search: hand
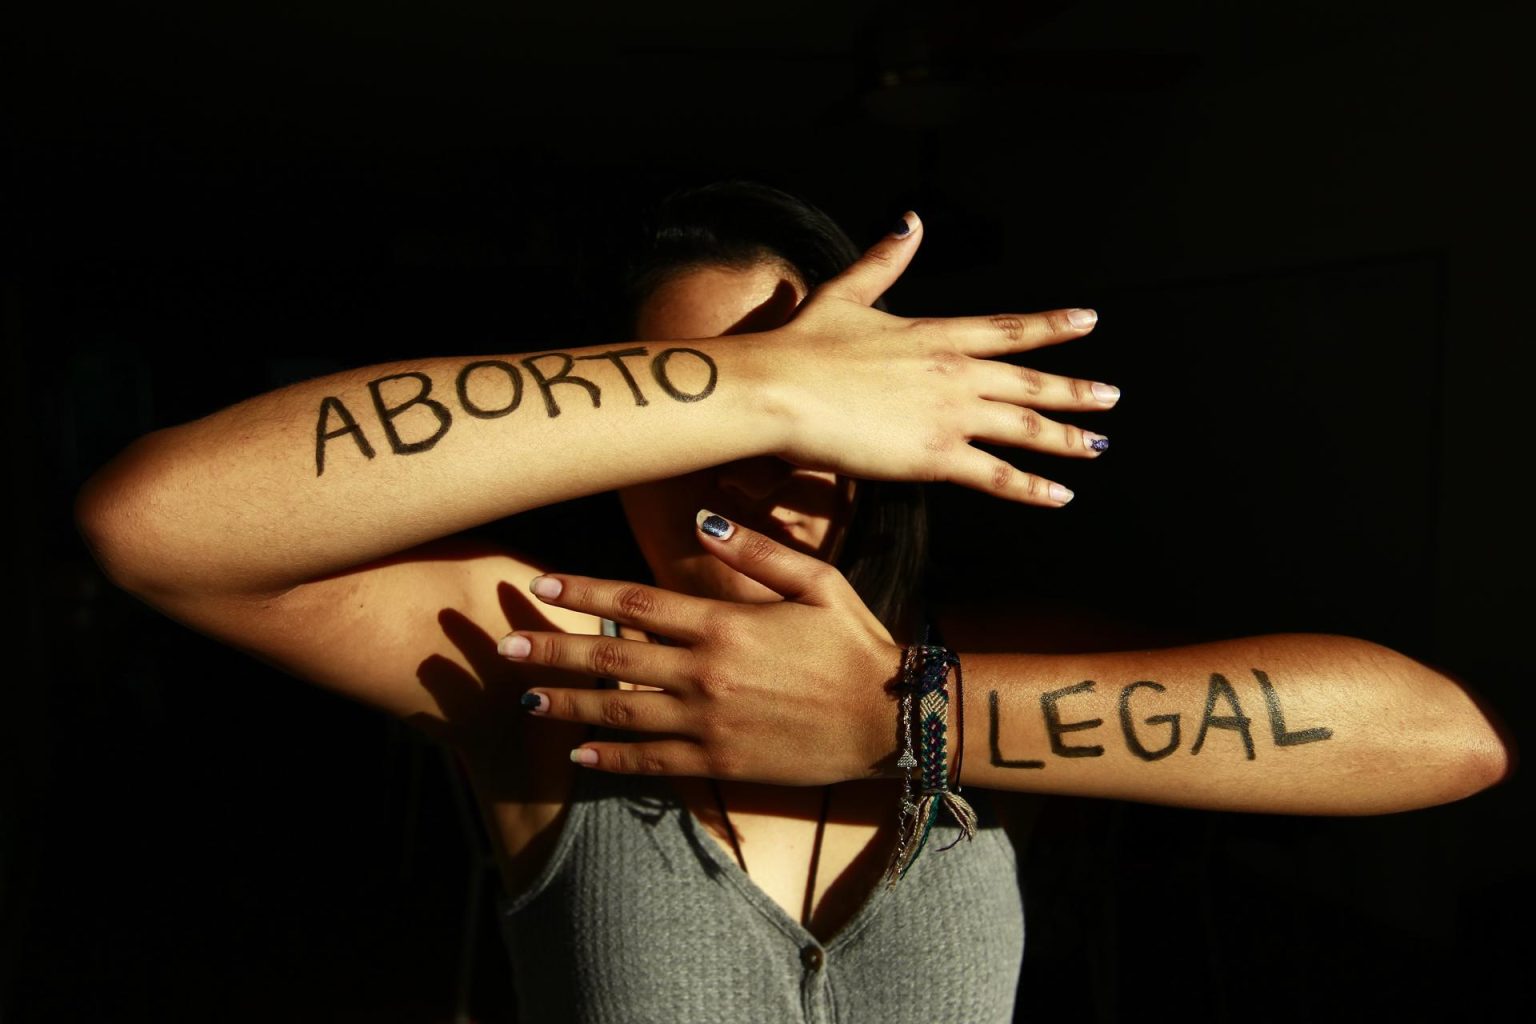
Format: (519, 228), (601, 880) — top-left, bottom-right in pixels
(759, 212), (1116, 506)
(497, 512), (905, 784)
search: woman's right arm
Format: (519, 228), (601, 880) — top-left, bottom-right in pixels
(73, 336), (791, 732)
(75, 219), (1112, 732)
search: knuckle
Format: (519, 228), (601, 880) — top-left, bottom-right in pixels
(925, 349), (964, 376)
(1061, 422), (1078, 449)
(1017, 364), (1044, 396)
(637, 751), (668, 775)
(1044, 309), (1074, 335)
(696, 607), (728, 643)
(548, 689), (580, 720)
(990, 315), (1025, 343)
(990, 461), (1014, 493)
(1022, 473), (1042, 499)
(561, 577), (591, 607)
(705, 746), (743, 780)
(532, 633), (564, 664)
(806, 561), (841, 590)
(587, 639), (627, 678)
(738, 530), (779, 566)
(862, 246), (895, 269)
(693, 665), (736, 701)
(599, 697), (633, 728)
(1020, 408), (1043, 438)
(614, 584), (656, 621)
(1068, 376), (1088, 404)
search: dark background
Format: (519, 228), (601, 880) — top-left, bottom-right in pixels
(5, 1), (1532, 1020)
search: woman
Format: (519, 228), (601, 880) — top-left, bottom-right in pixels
(76, 183), (1507, 1021)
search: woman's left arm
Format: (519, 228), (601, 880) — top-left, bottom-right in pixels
(955, 637), (1507, 814)
(503, 514), (1511, 815)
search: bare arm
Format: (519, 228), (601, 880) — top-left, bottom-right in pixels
(77, 340), (777, 599)
(75, 220), (1113, 731)
(502, 516), (1510, 815)
(959, 638), (1504, 813)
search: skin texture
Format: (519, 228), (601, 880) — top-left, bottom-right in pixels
(621, 263), (856, 606)
(612, 263), (899, 934)
(509, 514), (1510, 814)
(76, 217), (1122, 935)
(75, 213), (1509, 941)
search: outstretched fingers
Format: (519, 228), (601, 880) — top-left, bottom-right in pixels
(974, 360), (1120, 412)
(946, 448), (1076, 507)
(946, 307), (1098, 358)
(566, 739), (715, 777)
(500, 630), (695, 693)
(517, 680), (691, 735)
(970, 399), (1110, 459)
(519, 573), (712, 642)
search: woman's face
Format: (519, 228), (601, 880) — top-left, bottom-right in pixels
(620, 261), (856, 603)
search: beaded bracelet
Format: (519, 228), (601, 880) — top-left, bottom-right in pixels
(881, 643), (978, 887)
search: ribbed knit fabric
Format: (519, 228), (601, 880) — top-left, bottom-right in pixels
(498, 623), (1025, 1022)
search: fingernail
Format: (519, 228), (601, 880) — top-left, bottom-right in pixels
(1084, 432), (1110, 453)
(499, 634), (531, 658)
(530, 576), (562, 600)
(696, 509), (735, 539)
(1091, 382), (1120, 404)
(1068, 308), (1097, 329)
(570, 748), (599, 766)
(1049, 483), (1075, 504)
(520, 691), (548, 714)
(891, 213), (913, 238)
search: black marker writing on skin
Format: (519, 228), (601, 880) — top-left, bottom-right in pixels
(989, 690), (1044, 769)
(987, 669), (1331, 768)
(577, 347), (651, 406)
(1254, 668), (1333, 746)
(1119, 680), (1181, 761)
(455, 359), (524, 419)
(314, 396), (376, 476)
(368, 371), (453, 456)
(651, 347), (718, 402)
(1191, 673), (1256, 760)
(313, 346), (721, 475)
(520, 353), (602, 418)
(1041, 681), (1105, 758)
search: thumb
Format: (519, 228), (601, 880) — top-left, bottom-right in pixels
(815, 211), (923, 307)
(693, 509), (841, 605)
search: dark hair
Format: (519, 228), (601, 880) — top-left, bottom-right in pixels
(618, 182), (929, 641)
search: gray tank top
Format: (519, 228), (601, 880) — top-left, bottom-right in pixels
(498, 622), (1025, 1023)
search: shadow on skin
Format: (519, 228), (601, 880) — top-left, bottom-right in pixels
(409, 580), (595, 804)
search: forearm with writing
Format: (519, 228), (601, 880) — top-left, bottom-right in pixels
(953, 635), (1506, 813)
(79, 339), (782, 597)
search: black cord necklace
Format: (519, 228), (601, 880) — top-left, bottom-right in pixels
(638, 624), (834, 930)
(708, 777), (833, 930)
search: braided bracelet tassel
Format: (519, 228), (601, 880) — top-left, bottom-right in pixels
(882, 645), (977, 887)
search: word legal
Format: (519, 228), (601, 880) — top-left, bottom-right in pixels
(313, 346), (718, 475)
(989, 669), (1333, 766)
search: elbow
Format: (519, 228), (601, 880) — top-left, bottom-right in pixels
(1428, 663), (1517, 806)
(75, 432), (179, 599)
(76, 462), (146, 595)
(1460, 700), (1517, 798)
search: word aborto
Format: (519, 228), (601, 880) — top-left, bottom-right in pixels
(313, 346), (717, 476)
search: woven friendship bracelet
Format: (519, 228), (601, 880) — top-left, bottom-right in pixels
(881, 643), (978, 887)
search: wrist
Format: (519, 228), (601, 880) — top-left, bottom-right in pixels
(863, 639), (907, 780)
(727, 330), (799, 461)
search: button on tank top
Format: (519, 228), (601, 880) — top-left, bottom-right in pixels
(498, 623), (1025, 1022)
